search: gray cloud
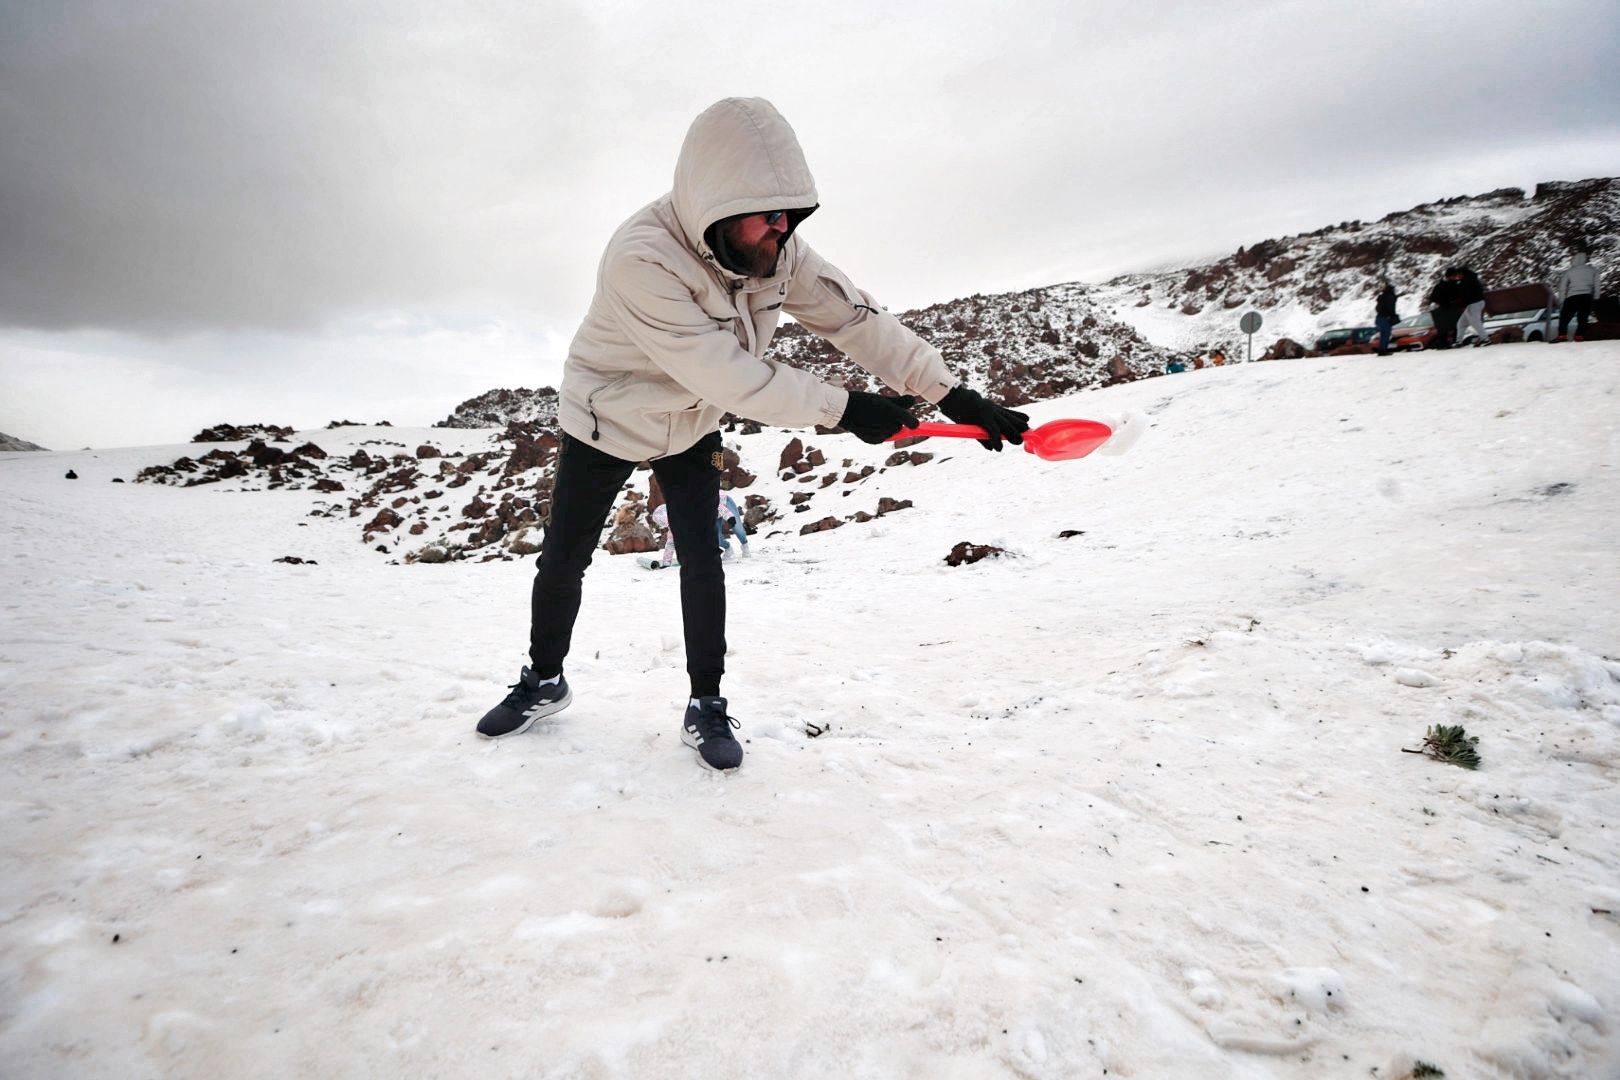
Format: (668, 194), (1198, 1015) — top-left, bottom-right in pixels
(1, 0), (1618, 447)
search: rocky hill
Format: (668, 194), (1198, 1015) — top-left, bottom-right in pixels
(129, 420), (954, 565)
(767, 282), (1171, 405)
(1, 431), (49, 452)
(1091, 177), (1618, 355)
(430, 178), (1616, 429)
(432, 284), (1178, 433)
(437, 386), (560, 429)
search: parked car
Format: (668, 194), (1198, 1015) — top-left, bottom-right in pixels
(1313, 326), (1379, 352)
(1388, 312), (1436, 350)
(1468, 303), (1559, 343)
(1463, 283), (1557, 344)
(1390, 284), (1559, 348)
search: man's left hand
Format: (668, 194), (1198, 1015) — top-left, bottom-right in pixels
(937, 386), (1031, 451)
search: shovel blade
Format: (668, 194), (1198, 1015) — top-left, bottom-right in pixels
(1021, 419), (1115, 461)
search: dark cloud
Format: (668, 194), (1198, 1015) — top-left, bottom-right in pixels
(1, 0), (1617, 448)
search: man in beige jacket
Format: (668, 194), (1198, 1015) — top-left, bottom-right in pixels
(477, 97), (1029, 770)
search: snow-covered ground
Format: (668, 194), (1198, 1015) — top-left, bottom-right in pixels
(3, 344), (1619, 1079)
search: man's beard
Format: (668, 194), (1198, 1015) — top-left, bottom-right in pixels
(732, 235), (779, 277)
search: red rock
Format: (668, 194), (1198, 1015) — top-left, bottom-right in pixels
(799, 516), (843, 535)
(945, 541), (1006, 566)
(364, 508), (402, 534)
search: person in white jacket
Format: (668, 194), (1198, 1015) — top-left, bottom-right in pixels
(475, 97), (1030, 770)
(1555, 253), (1602, 341)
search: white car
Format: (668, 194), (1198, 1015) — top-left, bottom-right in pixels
(1460, 303), (1560, 344)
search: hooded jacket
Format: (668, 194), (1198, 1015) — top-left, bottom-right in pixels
(1375, 285), (1398, 320)
(558, 98), (958, 462)
(1558, 254), (1600, 300)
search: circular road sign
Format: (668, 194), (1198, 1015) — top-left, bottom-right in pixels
(1239, 311), (1263, 335)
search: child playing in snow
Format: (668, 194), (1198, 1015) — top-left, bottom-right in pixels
(651, 503), (677, 568)
(716, 491), (749, 557)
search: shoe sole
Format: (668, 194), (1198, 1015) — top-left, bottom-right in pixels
(680, 726), (741, 771)
(477, 688), (572, 740)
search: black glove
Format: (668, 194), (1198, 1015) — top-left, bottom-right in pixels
(937, 386), (1031, 451)
(838, 391), (921, 444)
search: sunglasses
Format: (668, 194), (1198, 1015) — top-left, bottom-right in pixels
(763, 210), (788, 226)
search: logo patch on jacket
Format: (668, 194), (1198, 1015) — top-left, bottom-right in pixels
(711, 451), (726, 471)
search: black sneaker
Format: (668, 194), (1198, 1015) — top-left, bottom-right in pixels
(477, 667), (571, 738)
(681, 696), (743, 771)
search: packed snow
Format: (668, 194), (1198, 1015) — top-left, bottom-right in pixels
(3, 344), (1619, 1079)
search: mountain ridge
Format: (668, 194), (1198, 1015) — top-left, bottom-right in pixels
(435, 176), (1615, 429)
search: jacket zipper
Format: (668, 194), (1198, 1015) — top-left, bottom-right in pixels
(586, 374), (631, 442)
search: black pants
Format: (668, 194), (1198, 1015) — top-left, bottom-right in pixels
(530, 431), (726, 696)
(1558, 295), (1592, 338)
(1430, 306), (1460, 349)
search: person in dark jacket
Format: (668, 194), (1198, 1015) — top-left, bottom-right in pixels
(1428, 268), (1466, 350)
(1456, 266), (1489, 345)
(1375, 281), (1399, 355)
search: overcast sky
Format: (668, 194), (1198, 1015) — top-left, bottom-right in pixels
(3, 0), (1618, 449)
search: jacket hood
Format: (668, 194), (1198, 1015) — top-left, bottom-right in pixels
(672, 97), (819, 257)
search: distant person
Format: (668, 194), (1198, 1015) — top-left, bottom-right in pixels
(1456, 266), (1489, 346)
(474, 97), (1029, 771)
(1165, 357), (1187, 374)
(1209, 348), (1227, 367)
(1428, 268), (1466, 350)
(716, 491), (749, 557)
(651, 502), (678, 569)
(1555, 252), (1602, 342)
(1374, 281), (1399, 355)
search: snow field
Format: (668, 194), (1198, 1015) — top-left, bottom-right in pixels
(2, 343), (1619, 1078)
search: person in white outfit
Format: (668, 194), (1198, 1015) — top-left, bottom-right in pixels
(1455, 267), (1489, 346)
(1555, 253), (1602, 341)
(651, 503), (677, 568)
(716, 491), (749, 557)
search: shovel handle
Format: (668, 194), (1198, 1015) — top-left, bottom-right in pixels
(885, 422), (995, 442)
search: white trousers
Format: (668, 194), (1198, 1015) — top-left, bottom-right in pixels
(1457, 301), (1488, 343)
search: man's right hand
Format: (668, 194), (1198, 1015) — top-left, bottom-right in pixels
(838, 391), (921, 444)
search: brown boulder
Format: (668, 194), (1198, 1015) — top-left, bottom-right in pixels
(1262, 338), (1308, 361)
(945, 542), (1006, 566)
(363, 508), (403, 534)
(799, 516), (843, 535)
(779, 437), (805, 472)
(503, 427), (559, 477)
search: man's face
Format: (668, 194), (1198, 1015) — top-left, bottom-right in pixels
(722, 211), (791, 276)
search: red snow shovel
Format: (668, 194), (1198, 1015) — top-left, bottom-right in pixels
(886, 413), (1143, 461)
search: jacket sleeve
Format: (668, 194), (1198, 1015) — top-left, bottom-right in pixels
(601, 254), (849, 429)
(782, 243), (959, 406)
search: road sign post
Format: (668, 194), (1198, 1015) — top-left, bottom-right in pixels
(1239, 311), (1263, 362)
